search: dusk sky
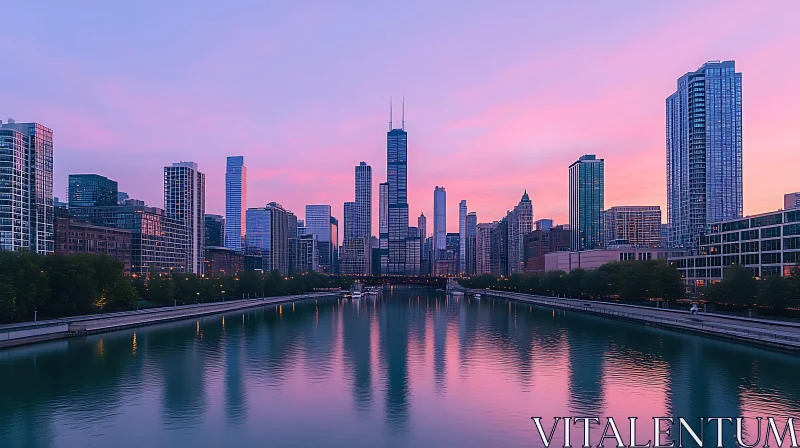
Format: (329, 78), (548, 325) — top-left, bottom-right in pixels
(2, 1), (799, 233)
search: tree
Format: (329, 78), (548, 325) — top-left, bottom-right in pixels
(757, 276), (791, 310)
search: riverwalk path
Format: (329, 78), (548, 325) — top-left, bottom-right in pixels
(0, 291), (341, 349)
(477, 289), (800, 352)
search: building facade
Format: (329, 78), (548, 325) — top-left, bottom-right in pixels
(245, 202), (290, 275)
(70, 205), (188, 276)
(225, 156), (246, 251)
(379, 182), (389, 274)
(355, 162), (371, 239)
(54, 215), (133, 274)
(68, 174), (118, 207)
(418, 213), (428, 275)
(490, 218), (508, 277)
(465, 212), (477, 276)
(667, 60), (743, 249)
(459, 200), (467, 274)
(569, 154), (604, 252)
(785, 193), (800, 211)
(297, 233), (321, 273)
(603, 206), (662, 247)
(165, 162), (205, 275)
(204, 246), (244, 277)
(204, 214), (225, 248)
(546, 247), (685, 273)
(476, 222), (496, 275)
(523, 224), (570, 273)
(0, 120), (54, 254)
(670, 208), (800, 288)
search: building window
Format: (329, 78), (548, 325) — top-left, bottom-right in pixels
(761, 227), (781, 239)
(761, 239), (781, 252)
(761, 253), (780, 264)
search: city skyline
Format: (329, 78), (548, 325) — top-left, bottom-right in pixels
(4, 2), (798, 234)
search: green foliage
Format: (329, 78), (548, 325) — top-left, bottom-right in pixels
(0, 251), (50, 323)
(702, 265), (758, 306)
(461, 260), (686, 302)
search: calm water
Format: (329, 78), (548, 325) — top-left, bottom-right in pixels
(1, 288), (799, 448)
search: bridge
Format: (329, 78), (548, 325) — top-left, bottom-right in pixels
(349, 276), (449, 289)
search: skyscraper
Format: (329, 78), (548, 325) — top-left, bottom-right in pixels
(386, 103), (409, 275)
(476, 222), (496, 275)
(418, 213), (428, 275)
(344, 202), (357, 240)
(459, 200), (467, 274)
(68, 174), (118, 207)
(507, 191), (533, 274)
(379, 182), (389, 274)
(603, 206), (662, 247)
(305, 205), (335, 273)
(433, 186), (446, 258)
(355, 162), (372, 239)
(164, 161), (205, 274)
(667, 60), (743, 249)
(225, 156), (246, 251)
(569, 155), (604, 251)
(0, 120), (54, 254)
(204, 214), (225, 247)
(465, 212), (477, 276)
(245, 202), (290, 275)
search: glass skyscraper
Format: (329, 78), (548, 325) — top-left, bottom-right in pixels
(68, 174), (118, 207)
(386, 126), (409, 275)
(0, 120), (53, 254)
(379, 182), (389, 274)
(204, 214), (225, 247)
(305, 204), (335, 273)
(569, 154), (604, 251)
(164, 161), (205, 275)
(667, 60), (743, 249)
(433, 186), (446, 258)
(355, 162), (371, 239)
(245, 202), (290, 275)
(459, 200), (467, 274)
(225, 156), (246, 251)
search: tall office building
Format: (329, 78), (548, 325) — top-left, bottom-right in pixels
(569, 155), (604, 251)
(343, 202), (357, 240)
(476, 222), (497, 275)
(386, 103), (409, 275)
(330, 216), (339, 274)
(507, 191), (533, 274)
(379, 182), (389, 274)
(306, 205), (335, 273)
(667, 60), (743, 249)
(355, 162), (372, 239)
(245, 202), (290, 275)
(204, 214), (225, 247)
(68, 174), (118, 207)
(225, 156), (246, 251)
(490, 218), (508, 277)
(603, 206), (662, 247)
(433, 186), (446, 258)
(0, 120), (54, 254)
(418, 213), (428, 275)
(459, 200), (467, 274)
(164, 162), (205, 274)
(287, 211), (298, 274)
(785, 193), (800, 211)
(465, 212), (477, 275)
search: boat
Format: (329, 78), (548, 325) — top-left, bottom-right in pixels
(352, 291), (362, 299)
(474, 293), (481, 299)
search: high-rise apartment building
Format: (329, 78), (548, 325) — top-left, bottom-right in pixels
(245, 202), (290, 275)
(225, 156), (246, 251)
(603, 206), (662, 247)
(667, 60), (743, 249)
(433, 186), (446, 258)
(507, 191), (533, 274)
(476, 222), (496, 275)
(165, 162), (205, 275)
(0, 120), (54, 254)
(204, 214), (225, 247)
(68, 174), (118, 207)
(569, 155), (604, 251)
(459, 200), (467, 274)
(465, 212), (477, 275)
(490, 218), (508, 277)
(418, 213), (428, 275)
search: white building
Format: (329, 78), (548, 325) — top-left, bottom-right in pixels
(164, 161), (205, 274)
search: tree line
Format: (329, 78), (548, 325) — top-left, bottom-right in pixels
(0, 252), (354, 324)
(459, 260), (686, 302)
(703, 265), (800, 311)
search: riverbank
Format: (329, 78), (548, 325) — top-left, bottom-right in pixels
(478, 290), (800, 353)
(0, 292), (342, 349)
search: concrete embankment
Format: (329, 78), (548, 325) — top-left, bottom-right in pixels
(477, 290), (800, 352)
(0, 292), (342, 349)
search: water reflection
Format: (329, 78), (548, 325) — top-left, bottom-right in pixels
(1, 288), (799, 447)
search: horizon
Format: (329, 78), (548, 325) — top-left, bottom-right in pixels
(3, 1), (799, 233)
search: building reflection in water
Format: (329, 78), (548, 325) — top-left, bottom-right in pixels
(341, 299), (373, 413)
(379, 291), (411, 432)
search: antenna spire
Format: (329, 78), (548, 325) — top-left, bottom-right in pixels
(389, 97), (393, 131)
(402, 95), (405, 130)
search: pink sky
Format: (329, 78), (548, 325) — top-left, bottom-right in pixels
(1, 1), (799, 234)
